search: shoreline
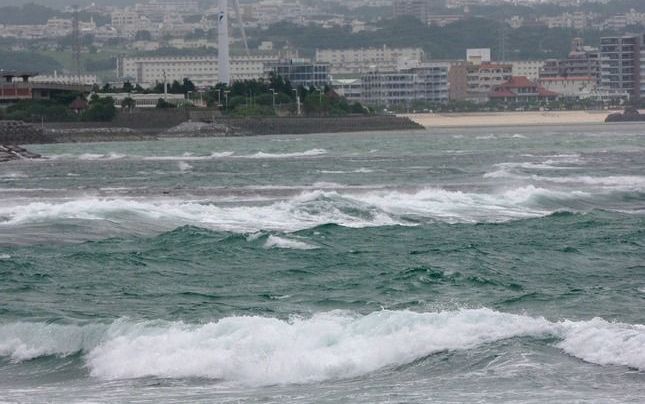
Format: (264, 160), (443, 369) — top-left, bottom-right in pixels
(400, 110), (643, 128)
(0, 115), (423, 145)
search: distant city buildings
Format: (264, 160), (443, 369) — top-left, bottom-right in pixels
(315, 46), (425, 75)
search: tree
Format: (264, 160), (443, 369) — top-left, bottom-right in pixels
(82, 96), (117, 122)
(135, 30), (152, 41)
(156, 98), (174, 109)
(123, 81), (134, 93)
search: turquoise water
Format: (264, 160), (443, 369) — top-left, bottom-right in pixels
(1, 125), (644, 402)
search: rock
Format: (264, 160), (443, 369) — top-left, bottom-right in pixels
(605, 107), (645, 122)
(0, 145), (42, 162)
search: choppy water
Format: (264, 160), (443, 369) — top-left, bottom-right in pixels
(1, 125), (644, 403)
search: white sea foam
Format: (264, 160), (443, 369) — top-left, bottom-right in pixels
(177, 162), (193, 172)
(50, 149), (326, 161)
(244, 149), (327, 159)
(0, 254), (10, 259)
(144, 152), (234, 161)
(1, 309), (644, 385)
(264, 235), (318, 250)
(319, 168), (375, 174)
(0, 185), (592, 230)
(0, 172), (28, 179)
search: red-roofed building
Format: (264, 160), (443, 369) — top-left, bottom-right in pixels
(489, 76), (559, 103)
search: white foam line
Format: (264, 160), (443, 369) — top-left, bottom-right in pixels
(1, 309), (643, 386)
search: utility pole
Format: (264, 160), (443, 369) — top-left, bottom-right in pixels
(293, 89), (301, 116)
(163, 70), (168, 99)
(269, 88), (276, 111)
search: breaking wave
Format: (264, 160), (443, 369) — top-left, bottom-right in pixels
(48, 149), (327, 161)
(0, 185), (601, 232)
(264, 235), (318, 250)
(1, 309), (644, 385)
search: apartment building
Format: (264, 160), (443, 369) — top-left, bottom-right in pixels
(506, 61), (544, 81)
(599, 34), (642, 100)
(466, 63), (513, 103)
(117, 55), (280, 87)
(315, 46), (425, 75)
(540, 38), (600, 85)
(360, 62), (449, 107)
(331, 78), (363, 102)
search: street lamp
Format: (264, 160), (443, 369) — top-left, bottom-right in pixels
(292, 88), (301, 116)
(269, 88), (276, 111)
(224, 90), (230, 110)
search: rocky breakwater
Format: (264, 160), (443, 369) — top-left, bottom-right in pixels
(605, 106), (645, 122)
(0, 120), (51, 144)
(0, 145), (42, 162)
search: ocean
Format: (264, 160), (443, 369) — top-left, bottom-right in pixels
(0, 125), (644, 403)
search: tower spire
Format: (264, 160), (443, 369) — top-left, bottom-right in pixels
(218, 0), (230, 85)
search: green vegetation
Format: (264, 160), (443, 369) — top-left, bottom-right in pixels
(205, 74), (370, 117)
(3, 99), (76, 122)
(0, 49), (62, 73)
(252, 16), (613, 60)
(82, 95), (117, 121)
(155, 98), (175, 109)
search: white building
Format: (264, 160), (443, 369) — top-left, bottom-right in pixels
(316, 46), (425, 75)
(332, 78), (362, 102)
(504, 60), (545, 81)
(32, 72), (98, 85)
(96, 92), (186, 108)
(361, 62), (450, 107)
(539, 76), (597, 98)
(116, 55), (280, 87)
(466, 48), (491, 65)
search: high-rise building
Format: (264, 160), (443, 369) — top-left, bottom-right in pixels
(599, 34), (642, 100)
(540, 38), (600, 85)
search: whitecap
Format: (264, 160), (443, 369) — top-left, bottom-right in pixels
(243, 149), (327, 159)
(0, 254), (10, 259)
(1, 309), (643, 385)
(264, 235), (318, 250)
(177, 162), (193, 172)
(0, 185), (593, 231)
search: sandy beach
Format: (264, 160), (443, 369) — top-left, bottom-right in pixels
(400, 110), (636, 128)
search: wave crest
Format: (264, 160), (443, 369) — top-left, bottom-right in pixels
(0, 185), (604, 232)
(1, 309), (644, 385)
